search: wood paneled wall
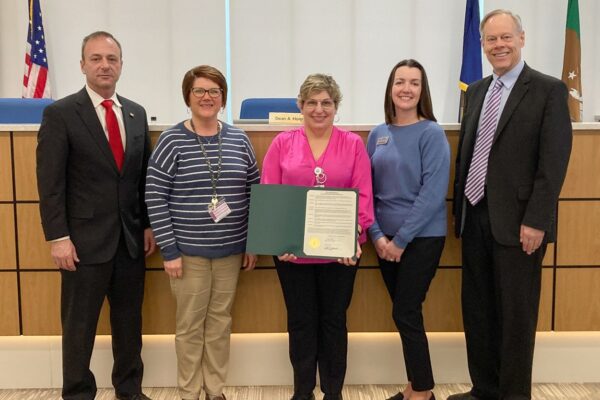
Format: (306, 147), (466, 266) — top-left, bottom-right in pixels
(0, 127), (598, 336)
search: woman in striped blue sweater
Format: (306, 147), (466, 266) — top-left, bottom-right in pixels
(145, 65), (259, 400)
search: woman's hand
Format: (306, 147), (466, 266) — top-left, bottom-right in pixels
(382, 241), (404, 263)
(373, 236), (389, 259)
(338, 240), (362, 266)
(164, 257), (183, 279)
(278, 253), (298, 262)
(242, 253), (258, 271)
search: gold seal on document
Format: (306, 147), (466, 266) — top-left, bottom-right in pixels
(308, 236), (321, 249)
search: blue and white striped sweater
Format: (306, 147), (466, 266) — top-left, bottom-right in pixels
(145, 121), (260, 260)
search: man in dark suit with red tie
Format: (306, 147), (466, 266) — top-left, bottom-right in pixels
(37, 31), (155, 400)
(450, 10), (572, 400)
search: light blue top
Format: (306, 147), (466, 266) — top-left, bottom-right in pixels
(367, 120), (450, 248)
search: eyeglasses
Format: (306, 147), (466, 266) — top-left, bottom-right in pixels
(191, 87), (222, 98)
(303, 99), (335, 111)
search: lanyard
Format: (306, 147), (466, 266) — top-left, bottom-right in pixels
(191, 119), (223, 207)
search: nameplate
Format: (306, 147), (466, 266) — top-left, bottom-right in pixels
(268, 112), (304, 125)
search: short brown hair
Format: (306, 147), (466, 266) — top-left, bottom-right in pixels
(182, 65), (228, 107)
(81, 31), (122, 60)
(383, 59), (436, 125)
(297, 73), (342, 109)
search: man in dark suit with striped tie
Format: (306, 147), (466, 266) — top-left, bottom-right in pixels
(37, 31), (155, 400)
(450, 9), (572, 400)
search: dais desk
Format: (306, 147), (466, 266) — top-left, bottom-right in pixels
(1, 123), (599, 336)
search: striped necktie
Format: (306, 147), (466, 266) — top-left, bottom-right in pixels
(464, 79), (504, 205)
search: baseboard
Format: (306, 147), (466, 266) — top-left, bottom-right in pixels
(1, 332), (599, 389)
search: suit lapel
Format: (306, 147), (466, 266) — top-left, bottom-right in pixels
(119, 96), (135, 173)
(75, 88), (120, 173)
(494, 65), (530, 142)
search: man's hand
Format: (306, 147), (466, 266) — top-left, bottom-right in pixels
(164, 257), (183, 279)
(520, 224), (545, 255)
(50, 239), (79, 271)
(144, 228), (156, 257)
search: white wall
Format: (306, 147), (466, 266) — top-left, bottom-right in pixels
(1, 0), (598, 124)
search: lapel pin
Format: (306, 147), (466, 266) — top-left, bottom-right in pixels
(129, 112), (135, 118)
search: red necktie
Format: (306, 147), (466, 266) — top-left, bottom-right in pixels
(101, 99), (124, 170)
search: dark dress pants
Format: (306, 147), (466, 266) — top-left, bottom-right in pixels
(275, 258), (359, 397)
(378, 236), (445, 392)
(461, 197), (545, 400)
(61, 236), (145, 400)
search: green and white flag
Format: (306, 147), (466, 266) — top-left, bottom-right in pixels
(561, 0), (582, 122)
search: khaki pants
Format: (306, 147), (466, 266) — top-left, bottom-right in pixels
(170, 253), (242, 399)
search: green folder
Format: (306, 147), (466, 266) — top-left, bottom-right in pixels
(246, 184), (358, 259)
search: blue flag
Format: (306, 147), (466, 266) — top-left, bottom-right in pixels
(459, 0), (482, 92)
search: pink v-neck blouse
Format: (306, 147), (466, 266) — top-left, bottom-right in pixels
(261, 126), (374, 263)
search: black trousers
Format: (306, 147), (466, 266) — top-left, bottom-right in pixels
(461, 198), (545, 400)
(378, 236), (445, 392)
(274, 258), (359, 397)
(61, 236), (146, 400)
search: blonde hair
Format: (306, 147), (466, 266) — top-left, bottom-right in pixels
(480, 9), (523, 35)
(297, 73), (342, 109)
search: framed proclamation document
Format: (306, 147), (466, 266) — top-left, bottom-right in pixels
(246, 184), (358, 259)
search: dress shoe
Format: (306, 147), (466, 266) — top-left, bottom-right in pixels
(446, 392), (480, 400)
(290, 393), (315, 400)
(116, 394), (152, 400)
(386, 392), (404, 400)
(323, 395), (343, 400)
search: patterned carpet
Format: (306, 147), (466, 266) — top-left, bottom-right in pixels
(1, 384), (599, 399)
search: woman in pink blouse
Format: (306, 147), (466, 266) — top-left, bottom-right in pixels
(261, 73), (374, 400)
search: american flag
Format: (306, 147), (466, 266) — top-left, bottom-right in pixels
(23, 0), (51, 98)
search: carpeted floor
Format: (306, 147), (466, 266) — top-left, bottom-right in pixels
(1, 383), (599, 400)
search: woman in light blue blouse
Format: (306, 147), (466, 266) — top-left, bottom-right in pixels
(367, 59), (450, 400)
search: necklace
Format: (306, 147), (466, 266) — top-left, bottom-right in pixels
(190, 119), (223, 207)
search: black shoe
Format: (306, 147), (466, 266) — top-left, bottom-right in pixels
(291, 393), (315, 400)
(323, 395), (343, 400)
(116, 394), (152, 400)
(386, 392), (404, 400)
(447, 393), (480, 400)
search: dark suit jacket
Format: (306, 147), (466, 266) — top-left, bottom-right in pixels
(453, 64), (572, 245)
(37, 87), (151, 264)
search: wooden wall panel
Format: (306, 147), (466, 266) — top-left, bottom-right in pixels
(555, 268), (600, 331)
(424, 269), (463, 332)
(0, 205), (16, 269)
(12, 132), (38, 201)
(0, 273), (20, 335)
(557, 201), (600, 266)
(232, 269), (287, 333)
(561, 134), (600, 198)
(348, 269), (396, 332)
(20, 271), (61, 335)
(20, 271), (111, 335)
(16, 203), (53, 268)
(142, 271), (176, 334)
(440, 202), (461, 266)
(543, 244), (555, 266)
(0, 133), (13, 201)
